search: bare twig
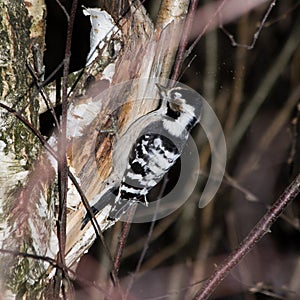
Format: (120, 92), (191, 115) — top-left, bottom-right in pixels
(224, 172), (258, 202)
(193, 173), (300, 300)
(26, 62), (60, 129)
(264, 0), (300, 27)
(55, 0), (70, 21)
(53, 2), (78, 296)
(229, 21), (300, 155)
(171, 0), (199, 82)
(0, 248), (109, 295)
(123, 211), (181, 258)
(125, 178), (169, 298)
(224, 14), (249, 134)
(0, 103), (53, 153)
(203, 9), (218, 104)
(288, 102), (300, 168)
(219, 0), (276, 50)
(114, 215), (133, 275)
(186, 0), (227, 56)
(0, 102), (117, 291)
(240, 84), (300, 178)
(107, 206), (136, 298)
(57, 0), (78, 269)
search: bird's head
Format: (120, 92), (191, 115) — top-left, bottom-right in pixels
(156, 84), (203, 132)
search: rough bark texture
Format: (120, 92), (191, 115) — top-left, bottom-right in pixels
(64, 0), (190, 267)
(0, 0), (191, 297)
(0, 0), (47, 298)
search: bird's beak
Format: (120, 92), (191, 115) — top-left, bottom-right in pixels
(155, 83), (168, 97)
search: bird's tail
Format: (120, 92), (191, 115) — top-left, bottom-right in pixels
(81, 185), (119, 229)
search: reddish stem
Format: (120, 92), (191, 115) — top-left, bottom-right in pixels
(171, 0), (199, 82)
(57, 0), (78, 263)
(194, 173), (300, 300)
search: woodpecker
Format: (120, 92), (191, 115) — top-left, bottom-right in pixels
(82, 84), (202, 228)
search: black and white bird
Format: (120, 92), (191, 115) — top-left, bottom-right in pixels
(82, 84), (203, 228)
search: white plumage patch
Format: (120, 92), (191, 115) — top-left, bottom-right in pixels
(163, 105), (195, 137)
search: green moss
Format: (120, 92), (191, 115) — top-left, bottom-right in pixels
(6, 242), (48, 298)
(0, 1), (40, 165)
(0, 1), (47, 297)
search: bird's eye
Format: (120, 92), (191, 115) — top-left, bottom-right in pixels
(169, 90), (184, 100)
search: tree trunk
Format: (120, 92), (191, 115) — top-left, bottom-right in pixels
(0, 0), (270, 298)
(0, 0), (48, 298)
(0, 0), (190, 298)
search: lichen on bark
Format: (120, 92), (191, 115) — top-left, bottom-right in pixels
(0, 0), (40, 161)
(0, 0), (48, 298)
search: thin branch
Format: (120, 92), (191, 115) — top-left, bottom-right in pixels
(171, 0), (199, 82)
(41, 60), (65, 87)
(186, 0), (227, 57)
(107, 206), (136, 299)
(0, 248), (109, 295)
(0, 103), (52, 152)
(0, 102), (118, 285)
(193, 173), (300, 300)
(223, 14), (249, 134)
(240, 84), (300, 178)
(56, 0), (78, 279)
(67, 171), (120, 287)
(288, 102), (300, 169)
(219, 0), (276, 50)
(124, 177), (170, 298)
(223, 171), (258, 202)
(264, 0), (300, 27)
(55, 0), (70, 21)
(123, 210), (181, 258)
(26, 62), (60, 132)
(203, 7), (218, 105)
(114, 217), (134, 275)
(229, 20), (300, 155)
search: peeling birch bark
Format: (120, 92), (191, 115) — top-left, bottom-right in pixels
(0, 0), (48, 298)
(0, 0), (191, 297)
(63, 0), (191, 268)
